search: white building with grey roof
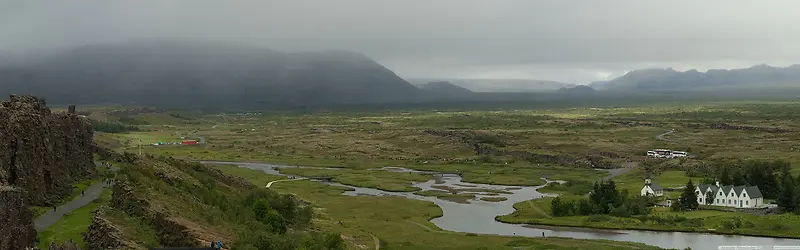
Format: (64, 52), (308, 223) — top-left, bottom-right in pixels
(640, 177), (664, 197)
(696, 181), (764, 208)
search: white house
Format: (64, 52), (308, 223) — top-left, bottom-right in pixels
(640, 178), (664, 197)
(695, 181), (763, 208)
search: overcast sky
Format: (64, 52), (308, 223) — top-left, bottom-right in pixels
(3, 1), (800, 84)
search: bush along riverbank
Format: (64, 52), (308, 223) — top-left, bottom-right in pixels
(496, 195), (800, 239)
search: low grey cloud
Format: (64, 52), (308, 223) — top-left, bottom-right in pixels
(2, 0), (800, 83)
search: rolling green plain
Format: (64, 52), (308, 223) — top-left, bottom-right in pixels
(85, 100), (800, 249)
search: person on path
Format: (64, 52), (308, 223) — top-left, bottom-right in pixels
(81, 190), (84, 196)
(216, 241), (223, 249)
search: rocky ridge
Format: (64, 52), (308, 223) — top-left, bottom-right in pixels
(0, 95), (96, 250)
(0, 95), (96, 205)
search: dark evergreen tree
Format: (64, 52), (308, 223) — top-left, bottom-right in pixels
(678, 179), (699, 210)
(778, 165), (796, 212)
(705, 191), (715, 205)
(732, 168), (748, 186)
(578, 199), (593, 215)
(720, 167), (733, 186)
(551, 196), (564, 216)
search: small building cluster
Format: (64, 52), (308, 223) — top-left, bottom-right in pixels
(640, 174), (765, 208)
(695, 182), (764, 208)
(646, 149), (688, 159)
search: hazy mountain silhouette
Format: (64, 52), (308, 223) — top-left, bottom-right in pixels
(602, 65), (800, 93)
(418, 81), (474, 96)
(0, 41), (422, 109)
(408, 78), (575, 92)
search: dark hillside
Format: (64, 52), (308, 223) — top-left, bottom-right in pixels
(0, 41), (422, 110)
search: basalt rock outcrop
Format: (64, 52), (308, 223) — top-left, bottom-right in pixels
(105, 179), (200, 248)
(0, 95), (95, 250)
(0, 186), (37, 250)
(708, 123), (791, 133)
(84, 207), (141, 250)
(0, 95), (96, 206)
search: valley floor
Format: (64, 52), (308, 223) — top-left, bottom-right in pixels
(76, 100), (800, 249)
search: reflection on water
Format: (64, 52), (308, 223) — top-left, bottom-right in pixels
(203, 161), (800, 250)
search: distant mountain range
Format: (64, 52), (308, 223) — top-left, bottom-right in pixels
(2, 41), (800, 110)
(417, 81), (474, 96)
(409, 79), (576, 92)
(0, 41), (422, 109)
(597, 64), (800, 93)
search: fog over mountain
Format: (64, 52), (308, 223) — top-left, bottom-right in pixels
(0, 41), (422, 109)
(3, 1), (800, 84)
(2, 1), (800, 108)
(409, 79), (575, 93)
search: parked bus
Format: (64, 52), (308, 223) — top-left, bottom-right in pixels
(653, 149), (672, 158)
(671, 151), (688, 158)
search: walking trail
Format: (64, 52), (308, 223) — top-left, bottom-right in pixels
(655, 129), (675, 141)
(266, 178), (307, 188)
(370, 234), (380, 250)
(34, 163), (119, 231)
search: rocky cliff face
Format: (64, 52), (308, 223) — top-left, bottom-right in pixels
(0, 95), (96, 205)
(0, 186), (36, 250)
(0, 95), (96, 250)
(84, 207), (142, 250)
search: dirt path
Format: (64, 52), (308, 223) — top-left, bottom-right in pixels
(266, 178), (306, 188)
(655, 129), (675, 141)
(370, 234), (380, 250)
(527, 200), (552, 218)
(34, 163), (119, 231)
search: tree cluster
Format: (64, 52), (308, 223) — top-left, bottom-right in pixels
(775, 164), (800, 213)
(551, 180), (652, 217)
(90, 118), (140, 133)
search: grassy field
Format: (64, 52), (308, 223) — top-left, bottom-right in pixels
(480, 197), (509, 202)
(277, 167), (429, 192)
(104, 101), (800, 173)
(88, 100), (800, 242)
(36, 189), (112, 249)
(214, 164), (661, 250)
(614, 169), (701, 199)
(497, 196), (800, 238)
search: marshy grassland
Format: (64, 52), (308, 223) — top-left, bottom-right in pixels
(97, 101), (800, 172)
(87, 100), (800, 247)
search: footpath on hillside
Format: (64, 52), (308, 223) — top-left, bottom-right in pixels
(33, 163), (119, 231)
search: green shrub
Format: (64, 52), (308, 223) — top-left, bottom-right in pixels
(587, 215), (611, 222)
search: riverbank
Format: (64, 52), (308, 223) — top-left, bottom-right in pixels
(496, 196), (800, 239)
(212, 163), (662, 250)
(204, 158), (608, 193)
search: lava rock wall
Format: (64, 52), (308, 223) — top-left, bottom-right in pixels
(0, 95), (96, 206)
(0, 186), (36, 250)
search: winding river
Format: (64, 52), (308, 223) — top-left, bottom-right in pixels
(203, 161), (800, 250)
